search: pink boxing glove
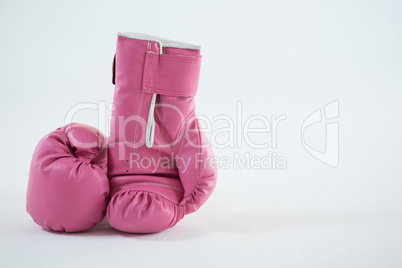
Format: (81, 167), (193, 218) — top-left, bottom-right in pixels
(26, 123), (109, 232)
(107, 32), (217, 233)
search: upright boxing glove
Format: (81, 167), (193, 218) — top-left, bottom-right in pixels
(107, 32), (217, 233)
(27, 123), (109, 232)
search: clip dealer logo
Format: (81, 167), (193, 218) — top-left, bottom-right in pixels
(301, 100), (339, 167)
(63, 99), (340, 170)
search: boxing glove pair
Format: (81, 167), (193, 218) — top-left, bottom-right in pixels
(26, 32), (217, 233)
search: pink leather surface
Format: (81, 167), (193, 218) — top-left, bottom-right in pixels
(107, 35), (217, 233)
(142, 52), (202, 97)
(26, 123), (109, 232)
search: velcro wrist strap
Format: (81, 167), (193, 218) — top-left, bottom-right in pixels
(142, 52), (202, 97)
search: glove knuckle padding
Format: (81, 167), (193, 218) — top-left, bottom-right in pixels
(26, 123), (109, 232)
(107, 188), (185, 233)
(107, 174), (186, 233)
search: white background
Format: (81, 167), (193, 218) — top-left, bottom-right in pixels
(1, 0), (401, 267)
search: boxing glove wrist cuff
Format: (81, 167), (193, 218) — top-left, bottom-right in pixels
(116, 32), (202, 148)
(118, 32), (201, 50)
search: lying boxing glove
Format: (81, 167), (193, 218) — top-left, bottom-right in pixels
(107, 32), (217, 233)
(26, 123), (109, 232)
